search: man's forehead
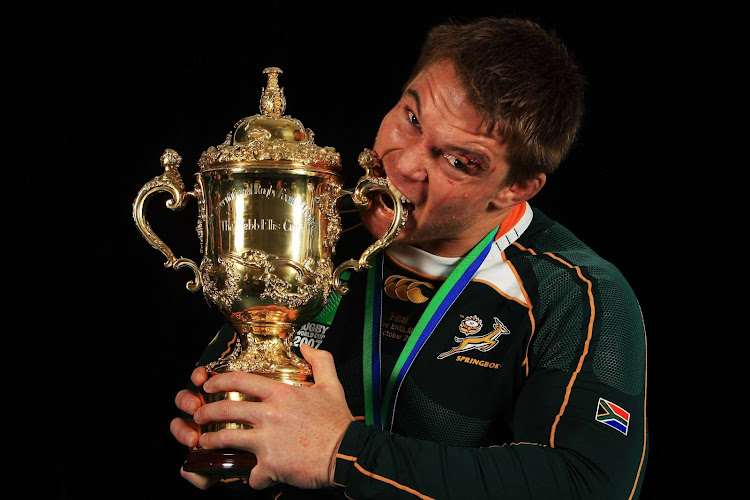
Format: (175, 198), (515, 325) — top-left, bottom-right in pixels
(405, 63), (502, 141)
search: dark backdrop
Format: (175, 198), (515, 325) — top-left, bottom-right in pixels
(17, 2), (698, 498)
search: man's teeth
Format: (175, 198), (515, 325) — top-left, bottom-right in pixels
(386, 178), (413, 205)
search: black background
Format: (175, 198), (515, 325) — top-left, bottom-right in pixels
(16, 1), (698, 498)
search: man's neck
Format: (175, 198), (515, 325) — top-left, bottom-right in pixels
(409, 204), (524, 257)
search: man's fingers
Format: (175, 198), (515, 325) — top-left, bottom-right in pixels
(300, 344), (339, 384)
(179, 467), (219, 490)
(202, 371), (276, 400)
(175, 389), (203, 414)
(249, 463), (280, 490)
(191, 366), (209, 387)
(170, 417), (200, 448)
(193, 399), (258, 427)
(198, 426), (255, 451)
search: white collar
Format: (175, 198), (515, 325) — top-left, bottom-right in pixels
(385, 202), (534, 278)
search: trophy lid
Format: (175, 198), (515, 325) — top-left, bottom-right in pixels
(198, 67), (342, 172)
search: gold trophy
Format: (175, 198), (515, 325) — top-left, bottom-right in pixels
(133, 67), (407, 477)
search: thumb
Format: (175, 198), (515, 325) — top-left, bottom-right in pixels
(300, 343), (339, 384)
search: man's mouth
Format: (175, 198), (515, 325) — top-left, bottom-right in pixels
(379, 177), (415, 213)
(377, 177), (415, 213)
(362, 151), (415, 213)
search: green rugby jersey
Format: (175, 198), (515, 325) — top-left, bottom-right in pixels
(196, 203), (648, 499)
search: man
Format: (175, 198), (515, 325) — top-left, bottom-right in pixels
(170, 17), (648, 499)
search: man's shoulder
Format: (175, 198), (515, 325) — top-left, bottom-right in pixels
(513, 208), (633, 291)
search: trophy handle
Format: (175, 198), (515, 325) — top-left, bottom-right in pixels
(332, 149), (408, 295)
(133, 149), (203, 291)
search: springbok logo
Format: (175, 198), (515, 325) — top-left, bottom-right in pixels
(437, 316), (510, 359)
(384, 275), (434, 303)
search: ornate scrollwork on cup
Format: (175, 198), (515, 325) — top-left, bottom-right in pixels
(258, 257), (332, 310)
(205, 337), (242, 373)
(202, 251), (333, 311)
(198, 132), (342, 170)
(200, 256), (244, 313)
(194, 182), (206, 254)
(316, 182), (343, 250)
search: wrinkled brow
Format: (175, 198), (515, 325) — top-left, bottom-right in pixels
(404, 88), (421, 115)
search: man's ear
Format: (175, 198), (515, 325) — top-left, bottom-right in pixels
(489, 173), (547, 209)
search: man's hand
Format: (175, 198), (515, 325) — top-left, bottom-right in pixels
(170, 367), (219, 490)
(194, 344), (354, 490)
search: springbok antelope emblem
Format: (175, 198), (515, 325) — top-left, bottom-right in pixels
(437, 316), (509, 359)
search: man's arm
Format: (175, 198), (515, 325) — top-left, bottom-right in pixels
(333, 360), (647, 499)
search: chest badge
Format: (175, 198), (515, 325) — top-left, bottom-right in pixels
(437, 316), (510, 359)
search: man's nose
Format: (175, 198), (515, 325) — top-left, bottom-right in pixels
(392, 145), (429, 182)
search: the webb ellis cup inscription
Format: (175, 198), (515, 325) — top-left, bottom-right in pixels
(133, 67), (407, 476)
(217, 182), (319, 232)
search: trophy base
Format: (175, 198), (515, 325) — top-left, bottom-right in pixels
(182, 448), (258, 477)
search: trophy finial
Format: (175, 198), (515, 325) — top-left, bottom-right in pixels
(260, 67), (285, 118)
(199, 66), (341, 171)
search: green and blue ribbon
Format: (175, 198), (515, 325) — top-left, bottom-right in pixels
(363, 227), (499, 431)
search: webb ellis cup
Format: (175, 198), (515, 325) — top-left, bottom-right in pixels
(133, 67), (407, 476)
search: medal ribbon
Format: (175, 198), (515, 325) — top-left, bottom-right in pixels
(363, 226), (499, 431)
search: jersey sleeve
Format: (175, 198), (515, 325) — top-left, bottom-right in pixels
(332, 257), (648, 499)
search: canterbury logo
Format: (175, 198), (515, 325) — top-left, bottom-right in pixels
(437, 317), (510, 359)
(384, 275), (434, 303)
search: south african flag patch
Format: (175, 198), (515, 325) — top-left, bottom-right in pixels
(596, 398), (630, 435)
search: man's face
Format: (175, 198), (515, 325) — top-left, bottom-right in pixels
(361, 59), (515, 257)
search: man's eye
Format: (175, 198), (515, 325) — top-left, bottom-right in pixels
(444, 154), (467, 170)
(444, 154), (482, 174)
(408, 110), (420, 127)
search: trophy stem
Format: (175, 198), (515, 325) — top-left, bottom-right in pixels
(209, 320), (313, 382)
